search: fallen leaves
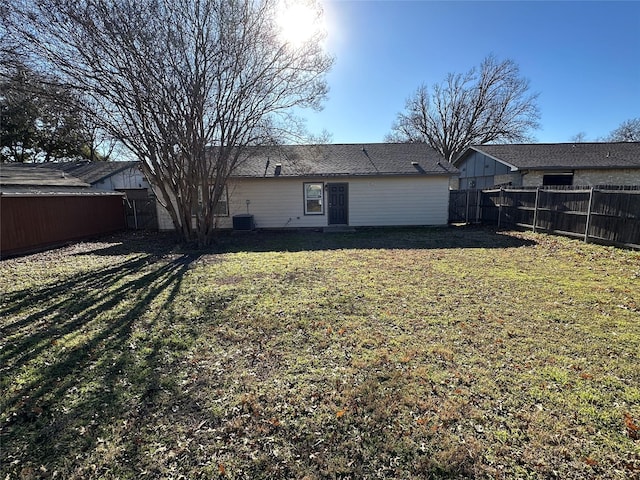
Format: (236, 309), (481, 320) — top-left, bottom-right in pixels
(624, 412), (639, 440)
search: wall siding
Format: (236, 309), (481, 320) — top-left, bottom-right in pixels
(456, 151), (512, 189)
(347, 177), (449, 226)
(94, 167), (150, 191)
(156, 175), (451, 230)
(224, 178), (324, 229)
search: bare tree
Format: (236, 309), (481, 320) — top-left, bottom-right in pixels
(388, 55), (540, 162)
(7, 0), (332, 246)
(569, 132), (588, 143)
(607, 118), (640, 142)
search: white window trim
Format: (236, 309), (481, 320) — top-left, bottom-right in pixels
(303, 182), (324, 215)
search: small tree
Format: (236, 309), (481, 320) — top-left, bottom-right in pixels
(7, 0), (332, 246)
(607, 118), (640, 142)
(388, 55), (540, 162)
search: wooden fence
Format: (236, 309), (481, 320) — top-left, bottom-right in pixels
(0, 193), (126, 257)
(449, 187), (640, 248)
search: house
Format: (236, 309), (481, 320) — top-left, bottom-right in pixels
(0, 163), (126, 257)
(36, 160), (151, 197)
(454, 142), (640, 189)
(156, 143), (458, 231)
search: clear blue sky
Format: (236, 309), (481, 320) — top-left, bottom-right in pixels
(299, 0), (640, 144)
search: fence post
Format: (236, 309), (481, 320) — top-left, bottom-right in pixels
(465, 189), (470, 224)
(133, 199), (138, 230)
(497, 188), (503, 229)
(532, 187), (540, 233)
(476, 189), (482, 223)
(584, 187), (594, 243)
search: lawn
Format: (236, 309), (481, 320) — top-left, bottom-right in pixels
(1, 227), (638, 479)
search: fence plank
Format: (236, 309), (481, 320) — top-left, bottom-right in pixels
(449, 188), (640, 248)
(584, 188), (594, 243)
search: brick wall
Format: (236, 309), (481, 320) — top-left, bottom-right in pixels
(523, 169), (640, 187)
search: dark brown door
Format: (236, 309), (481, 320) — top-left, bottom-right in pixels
(327, 183), (348, 225)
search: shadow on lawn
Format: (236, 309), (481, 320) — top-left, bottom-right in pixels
(0, 249), (223, 477)
(78, 225), (536, 259)
(0, 226), (530, 478)
(217, 226), (537, 254)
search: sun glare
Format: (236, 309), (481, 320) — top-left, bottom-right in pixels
(276, 0), (324, 47)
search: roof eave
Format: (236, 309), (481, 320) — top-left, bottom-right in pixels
(230, 171), (456, 179)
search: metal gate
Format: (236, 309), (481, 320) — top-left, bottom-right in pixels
(449, 189), (483, 223)
(124, 197), (158, 230)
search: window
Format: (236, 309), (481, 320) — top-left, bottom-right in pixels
(543, 174), (573, 186)
(304, 182), (324, 215)
(214, 187), (229, 216)
(193, 185), (229, 216)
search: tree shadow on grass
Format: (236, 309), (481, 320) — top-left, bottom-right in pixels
(215, 225), (536, 254)
(75, 225), (536, 259)
(0, 250), (237, 478)
(0, 226), (538, 478)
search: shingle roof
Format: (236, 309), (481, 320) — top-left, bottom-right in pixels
(463, 142), (640, 170)
(2, 144), (454, 192)
(36, 160), (141, 184)
(233, 143), (456, 177)
(0, 164), (90, 191)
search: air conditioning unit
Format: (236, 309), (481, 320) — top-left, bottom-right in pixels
(232, 214), (254, 231)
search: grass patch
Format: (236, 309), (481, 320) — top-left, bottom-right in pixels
(1, 227), (639, 479)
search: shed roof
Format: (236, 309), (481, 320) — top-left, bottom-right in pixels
(35, 160), (141, 184)
(233, 143), (457, 177)
(458, 142), (640, 171)
(0, 164), (90, 191)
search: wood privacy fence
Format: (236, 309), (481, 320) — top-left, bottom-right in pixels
(0, 193), (126, 257)
(449, 187), (640, 248)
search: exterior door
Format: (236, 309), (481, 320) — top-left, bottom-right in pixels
(327, 183), (348, 225)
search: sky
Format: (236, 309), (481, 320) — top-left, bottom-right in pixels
(297, 0), (640, 144)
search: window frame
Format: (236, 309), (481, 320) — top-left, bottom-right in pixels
(303, 182), (324, 215)
(193, 184), (229, 217)
(543, 173), (574, 186)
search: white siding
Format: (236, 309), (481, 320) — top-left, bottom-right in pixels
(156, 175), (452, 230)
(156, 199), (174, 230)
(221, 178), (321, 229)
(347, 177), (449, 226)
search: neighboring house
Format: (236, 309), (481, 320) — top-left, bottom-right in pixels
(35, 160), (157, 229)
(454, 142), (640, 189)
(156, 143), (458, 231)
(37, 160), (151, 197)
(0, 163), (126, 257)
